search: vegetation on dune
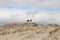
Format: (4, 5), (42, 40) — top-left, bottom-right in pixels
(32, 23), (38, 26)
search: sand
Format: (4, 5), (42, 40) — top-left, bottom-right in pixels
(0, 23), (60, 40)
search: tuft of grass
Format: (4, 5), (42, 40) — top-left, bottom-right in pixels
(32, 23), (38, 26)
(54, 24), (59, 27)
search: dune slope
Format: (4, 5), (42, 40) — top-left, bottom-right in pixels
(0, 23), (60, 40)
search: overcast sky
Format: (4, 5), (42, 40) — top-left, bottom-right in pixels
(0, 0), (60, 25)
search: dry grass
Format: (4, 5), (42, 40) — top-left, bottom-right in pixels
(0, 23), (60, 40)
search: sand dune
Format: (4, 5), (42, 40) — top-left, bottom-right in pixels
(0, 23), (60, 40)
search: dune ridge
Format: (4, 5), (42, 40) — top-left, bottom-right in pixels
(0, 23), (60, 40)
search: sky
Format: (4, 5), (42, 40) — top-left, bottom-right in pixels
(0, 0), (60, 25)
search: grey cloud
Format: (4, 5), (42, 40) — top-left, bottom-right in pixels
(0, 0), (60, 8)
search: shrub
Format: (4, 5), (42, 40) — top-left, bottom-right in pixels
(32, 23), (38, 26)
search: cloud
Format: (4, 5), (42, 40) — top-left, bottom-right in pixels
(0, 0), (60, 25)
(0, 8), (33, 24)
(0, 0), (60, 8)
(0, 8), (60, 25)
